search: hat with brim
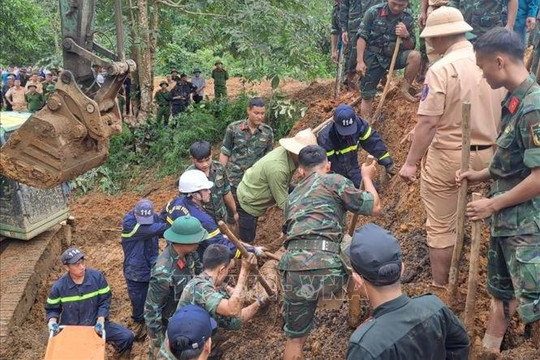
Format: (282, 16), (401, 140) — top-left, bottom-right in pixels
(61, 247), (85, 264)
(420, 6), (473, 38)
(215, 61), (222, 65)
(171, 69), (179, 74)
(164, 215), (208, 244)
(27, 84), (37, 89)
(193, 68), (201, 73)
(279, 129), (318, 155)
(159, 80), (168, 86)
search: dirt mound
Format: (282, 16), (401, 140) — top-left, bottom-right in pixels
(6, 80), (537, 359)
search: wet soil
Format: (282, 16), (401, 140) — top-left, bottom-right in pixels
(3, 81), (537, 359)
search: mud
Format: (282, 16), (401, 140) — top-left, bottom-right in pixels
(3, 81), (537, 359)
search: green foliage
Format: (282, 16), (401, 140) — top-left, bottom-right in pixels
(70, 92), (303, 194)
(0, 0), (59, 66)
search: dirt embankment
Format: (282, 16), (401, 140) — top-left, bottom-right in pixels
(3, 80), (537, 359)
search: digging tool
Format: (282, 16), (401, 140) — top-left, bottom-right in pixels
(218, 221), (275, 297)
(313, 97), (362, 135)
(372, 37), (402, 124)
(334, 46), (345, 99)
(448, 102), (472, 300)
(239, 240), (282, 261)
(463, 192), (482, 334)
(347, 155), (376, 328)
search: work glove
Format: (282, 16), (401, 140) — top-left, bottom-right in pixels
(48, 320), (59, 335)
(94, 318), (105, 336)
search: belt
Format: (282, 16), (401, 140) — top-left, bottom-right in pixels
(286, 239), (340, 254)
(470, 144), (492, 151)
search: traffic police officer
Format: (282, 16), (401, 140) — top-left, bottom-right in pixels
(121, 198), (167, 340)
(318, 104), (395, 187)
(458, 27), (540, 352)
(46, 248), (134, 359)
(347, 224), (470, 359)
(144, 216), (207, 356)
(399, 7), (504, 287)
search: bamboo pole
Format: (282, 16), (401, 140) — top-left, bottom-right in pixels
(464, 192), (482, 334)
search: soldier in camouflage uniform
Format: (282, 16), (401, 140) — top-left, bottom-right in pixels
(179, 244), (265, 330)
(356, 0), (421, 119)
(532, 10), (540, 78)
(219, 98), (274, 190)
(154, 80), (171, 124)
(211, 61), (229, 98)
(458, 28), (540, 351)
(449, 0), (518, 39)
(279, 145), (381, 360)
(340, 0), (384, 91)
(331, 0), (342, 63)
(144, 216), (206, 357)
(188, 141), (238, 225)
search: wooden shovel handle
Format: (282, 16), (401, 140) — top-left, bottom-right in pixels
(347, 155), (376, 236)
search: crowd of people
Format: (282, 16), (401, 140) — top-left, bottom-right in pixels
(154, 61), (229, 122)
(12, 0), (538, 359)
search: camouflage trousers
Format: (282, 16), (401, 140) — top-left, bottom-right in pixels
(344, 32), (358, 75)
(487, 234), (540, 323)
(360, 50), (411, 100)
(281, 267), (347, 338)
(156, 106), (170, 124)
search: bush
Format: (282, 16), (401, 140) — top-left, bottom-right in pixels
(70, 92), (303, 195)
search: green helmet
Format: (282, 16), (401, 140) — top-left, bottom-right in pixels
(164, 215), (208, 244)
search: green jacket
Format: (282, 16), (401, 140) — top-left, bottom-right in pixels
(237, 146), (295, 217)
(340, 0), (384, 34)
(178, 272), (242, 330)
(187, 161), (231, 223)
(347, 294), (470, 359)
(144, 244), (202, 347)
(220, 119), (274, 187)
(211, 69), (229, 87)
(489, 75), (540, 237)
(278, 172), (374, 272)
(154, 90), (171, 107)
(25, 92), (44, 112)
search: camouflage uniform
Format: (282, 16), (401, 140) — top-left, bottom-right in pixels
(449, 0), (506, 39)
(340, 0), (384, 75)
(157, 336), (176, 360)
(358, 3), (416, 100)
(178, 272), (242, 330)
(154, 90), (171, 124)
(220, 120), (274, 188)
(331, 2), (341, 38)
(144, 244), (202, 347)
(487, 74), (540, 324)
(278, 172), (374, 338)
(187, 161), (231, 223)
(532, 11), (540, 76)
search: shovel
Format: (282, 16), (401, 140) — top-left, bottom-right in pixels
(371, 37), (402, 124)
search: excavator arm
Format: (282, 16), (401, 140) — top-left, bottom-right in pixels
(0, 0), (135, 189)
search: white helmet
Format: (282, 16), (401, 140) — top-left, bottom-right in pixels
(178, 169), (214, 193)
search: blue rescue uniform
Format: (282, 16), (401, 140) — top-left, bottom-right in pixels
(317, 116), (393, 187)
(160, 195), (243, 258)
(121, 211), (167, 323)
(45, 268), (134, 354)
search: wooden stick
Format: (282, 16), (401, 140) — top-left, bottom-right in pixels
(347, 155), (376, 327)
(334, 46), (345, 99)
(218, 221), (275, 297)
(464, 192), (482, 334)
(347, 155), (376, 237)
(372, 37), (402, 124)
(448, 102), (472, 300)
(312, 97), (362, 135)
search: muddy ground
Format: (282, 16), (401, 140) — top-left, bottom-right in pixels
(2, 80), (538, 359)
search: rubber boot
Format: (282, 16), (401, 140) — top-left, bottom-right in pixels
(133, 322), (147, 341)
(429, 247), (453, 287)
(400, 80), (418, 103)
